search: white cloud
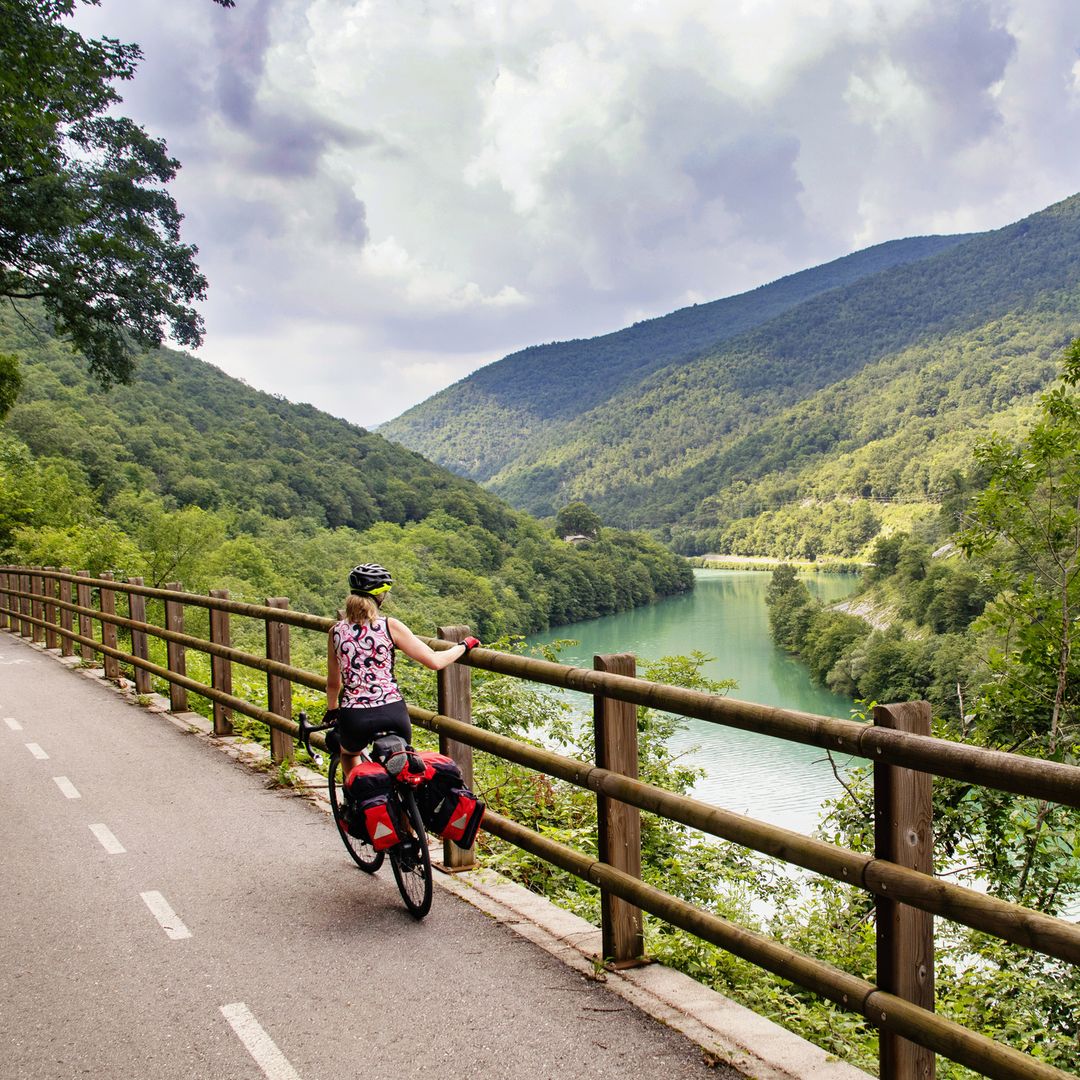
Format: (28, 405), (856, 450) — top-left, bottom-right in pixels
(69, 0), (1080, 427)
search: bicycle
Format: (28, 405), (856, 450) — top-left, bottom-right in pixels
(297, 711), (433, 919)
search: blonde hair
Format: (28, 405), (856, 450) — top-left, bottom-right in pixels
(341, 593), (381, 627)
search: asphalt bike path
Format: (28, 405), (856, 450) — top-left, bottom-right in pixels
(0, 633), (739, 1080)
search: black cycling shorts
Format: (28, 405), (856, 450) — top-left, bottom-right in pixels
(336, 699), (412, 752)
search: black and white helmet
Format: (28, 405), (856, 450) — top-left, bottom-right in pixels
(348, 563), (393, 597)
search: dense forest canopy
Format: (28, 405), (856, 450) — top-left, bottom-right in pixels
(0, 303), (691, 639)
(386, 194), (1080, 562)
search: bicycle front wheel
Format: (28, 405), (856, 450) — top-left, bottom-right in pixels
(329, 754), (384, 873)
(390, 787), (433, 919)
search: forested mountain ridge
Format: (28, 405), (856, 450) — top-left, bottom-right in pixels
(384, 194), (1080, 559)
(0, 304), (691, 636)
(381, 233), (970, 480)
(2, 304), (513, 535)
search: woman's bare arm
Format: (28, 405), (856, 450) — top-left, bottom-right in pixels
(388, 618), (468, 671)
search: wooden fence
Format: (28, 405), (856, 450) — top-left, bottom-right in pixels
(1, 565), (1078, 1080)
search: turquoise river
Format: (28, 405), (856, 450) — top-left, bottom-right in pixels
(528, 569), (861, 835)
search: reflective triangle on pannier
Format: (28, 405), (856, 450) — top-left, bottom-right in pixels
(361, 798), (403, 850)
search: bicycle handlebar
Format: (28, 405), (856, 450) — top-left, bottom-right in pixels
(297, 709), (338, 764)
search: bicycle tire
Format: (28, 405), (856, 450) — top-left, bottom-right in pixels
(329, 753), (384, 874)
(389, 787), (433, 919)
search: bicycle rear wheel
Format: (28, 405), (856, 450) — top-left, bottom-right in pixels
(329, 754), (384, 873)
(389, 787), (432, 919)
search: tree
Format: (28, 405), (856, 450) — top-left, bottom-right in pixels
(959, 338), (1080, 761)
(0, 0), (231, 391)
(957, 338), (1080, 907)
(765, 564), (815, 651)
(554, 501), (602, 540)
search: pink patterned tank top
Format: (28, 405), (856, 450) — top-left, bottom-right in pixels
(331, 618), (403, 708)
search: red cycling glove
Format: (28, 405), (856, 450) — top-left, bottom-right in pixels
(461, 636), (481, 653)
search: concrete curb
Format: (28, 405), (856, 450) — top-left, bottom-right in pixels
(27, 636), (870, 1080)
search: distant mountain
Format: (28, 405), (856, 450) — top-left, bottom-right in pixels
(383, 195), (1080, 558)
(381, 234), (970, 481)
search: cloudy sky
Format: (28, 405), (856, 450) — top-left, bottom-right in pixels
(73, 0), (1080, 427)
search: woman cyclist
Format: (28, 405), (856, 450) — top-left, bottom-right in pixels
(326, 563), (479, 782)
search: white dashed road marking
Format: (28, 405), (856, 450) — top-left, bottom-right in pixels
(4, 717), (21, 730)
(220, 1003), (302, 1080)
(140, 891), (191, 941)
(53, 776), (81, 799)
(89, 823), (125, 854)
(25, 742), (48, 759)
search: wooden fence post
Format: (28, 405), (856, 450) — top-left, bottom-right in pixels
(30, 569), (44, 643)
(874, 701), (936, 1080)
(99, 572), (120, 680)
(10, 569), (20, 633)
(76, 570), (93, 661)
(164, 582), (188, 711)
(5, 567), (15, 632)
(58, 569), (74, 657)
(5, 567), (16, 633)
(127, 578), (152, 695)
(20, 570), (32, 637)
(437, 624), (477, 870)
(0, 568), (8, 630)
(265, 597), (293, 763)
(43, 568), (59, 649)
(209, 590), (234, 736)
(5, 567), (15, 631)
(594, 653), (645, 966)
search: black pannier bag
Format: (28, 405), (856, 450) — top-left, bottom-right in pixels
(345, 762), (402, 850)
(370, 734), (425, 783)
(416, 752), (485, 849)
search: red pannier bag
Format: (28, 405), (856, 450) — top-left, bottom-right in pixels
(345, 762), (402, 850)
(360, 799), (404, 850)
(416, 752), (485, 849)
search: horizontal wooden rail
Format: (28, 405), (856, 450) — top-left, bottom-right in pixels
(482, 812), (1074, 1080)
(408, 705), (1080, 967)
(24, 569), (334, 633)
(441, 645), (1080, 809)
(18, 587), (327, 692)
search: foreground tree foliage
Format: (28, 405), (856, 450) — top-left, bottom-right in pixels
(761, 340), (1080, 1070)
(0, 0), (224, 390)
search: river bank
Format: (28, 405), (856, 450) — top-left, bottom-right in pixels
(690, 554), (865, 573)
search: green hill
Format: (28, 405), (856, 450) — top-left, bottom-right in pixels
(383, 194), (1080, 559)
(381, 234), (970, 480)
(0, 304), (691, 637)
